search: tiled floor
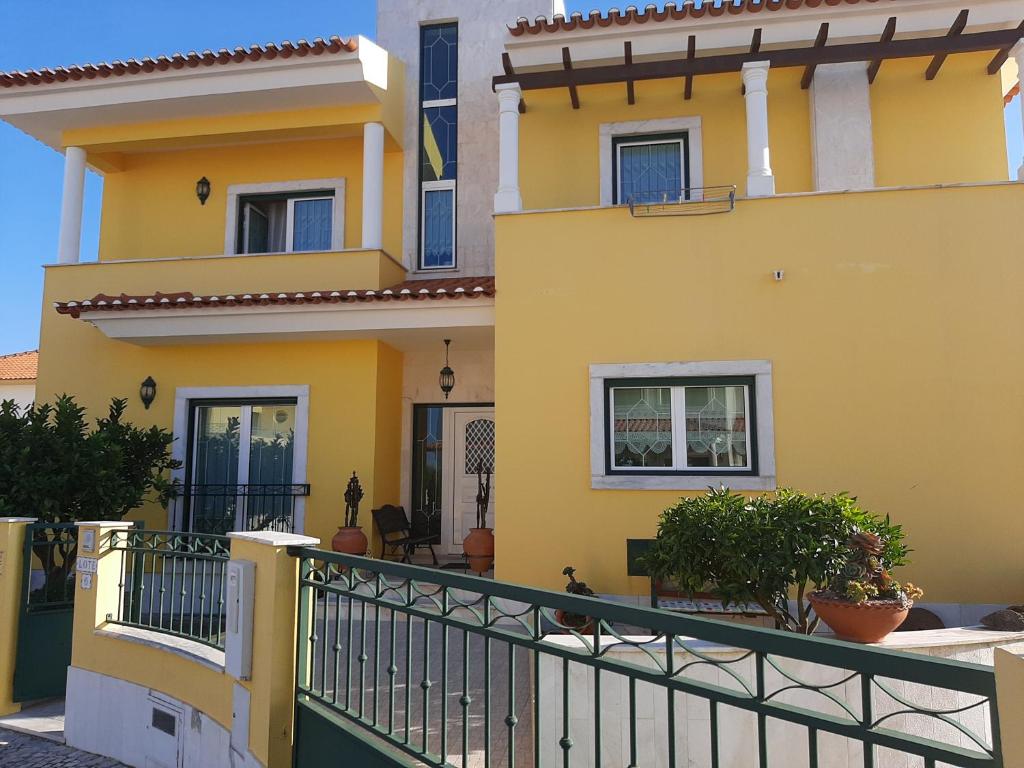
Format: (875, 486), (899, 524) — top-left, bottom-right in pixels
(0, 728), (126, 767)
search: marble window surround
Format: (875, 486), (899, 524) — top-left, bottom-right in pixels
(599, 116), (704, 207)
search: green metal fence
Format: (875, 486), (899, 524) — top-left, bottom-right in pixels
(110, 529), (231, 650)
(290, 547), (1002, 768)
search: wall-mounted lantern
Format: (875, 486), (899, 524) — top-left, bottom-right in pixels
(139, 376), (157, 410)
(195, 177), (211, 206)
(439, 339), (455, 400)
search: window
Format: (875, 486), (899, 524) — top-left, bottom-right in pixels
(418, 23), (457, 270)
(612, 132), (690, 205)
(590, 361), (775, 490)
(237, 190), (334, 254)
(608, 377), (754, 474)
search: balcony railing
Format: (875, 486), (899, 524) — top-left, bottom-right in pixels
(184, 483), (310, 536)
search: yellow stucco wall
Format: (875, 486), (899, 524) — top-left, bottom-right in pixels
(494, 182), (1024, 602)
(518, 54), (1008, 210)
(38, 260), (405, 547)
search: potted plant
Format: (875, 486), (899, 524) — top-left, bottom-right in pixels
(554, 566), (595, 634)
(809, 530), (923, 643)
(331, 471), (368, 555)
(640, 487), (914, 635)
(462, 461), (493, 574)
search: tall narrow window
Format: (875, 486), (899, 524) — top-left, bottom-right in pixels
(419, 23), (457, 270)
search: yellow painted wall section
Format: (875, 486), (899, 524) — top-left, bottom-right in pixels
(38, 266), (406, 545)
(371, 343), (404, 552)
(0, 519), (32, 716)
(97, 137), (404, 262)
(494, 183), (1024, 603)
(872, 54), (1009, 186)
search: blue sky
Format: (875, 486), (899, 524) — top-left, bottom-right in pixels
(0, 2), (1021, 356)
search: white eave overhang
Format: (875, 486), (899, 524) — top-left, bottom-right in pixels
(504, 0), (1024, 70)
(0, 35), (392, 151)
(81, 298), (496, 346)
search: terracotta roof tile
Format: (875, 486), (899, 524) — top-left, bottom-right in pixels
(0, 36), (358, 89)
(0, 350), (38, 381)
(53, 277), (495, 319)
(508, 0), (890, 36)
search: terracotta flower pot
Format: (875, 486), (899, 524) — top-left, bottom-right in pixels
(462, 527), (494, 574)
(331, 526), (368, 556)
(809, 591), (911, 644)
(554, 609), (594, 635)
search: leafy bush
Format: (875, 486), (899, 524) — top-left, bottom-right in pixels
(640, 487), (909, 633)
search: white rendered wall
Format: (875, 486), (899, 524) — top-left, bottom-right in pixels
(0, 382), (34, 410)
(810, 62), (876, 191)
(376, 0), (563, 277)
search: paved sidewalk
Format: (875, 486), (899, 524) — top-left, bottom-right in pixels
(0, 728), (126, 767)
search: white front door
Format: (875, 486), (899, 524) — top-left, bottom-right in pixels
(441, 408), (495, 554)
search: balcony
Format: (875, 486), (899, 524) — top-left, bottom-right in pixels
(180, 483), (311, 536)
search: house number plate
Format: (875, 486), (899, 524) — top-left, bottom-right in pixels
(78, 557), (98, 574)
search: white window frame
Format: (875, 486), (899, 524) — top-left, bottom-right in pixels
(599, 117), (704, 207)
(590, 361), (775, 491)
(613, 136), (689, 205)
(608, 382), (753, 472)
(224, 179), (345, 256)
(170, 385), (310, 533)
(286, 195), (335, 253)
(420, 180), (457, 270)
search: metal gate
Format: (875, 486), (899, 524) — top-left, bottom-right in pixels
(13, 523), (78, 702)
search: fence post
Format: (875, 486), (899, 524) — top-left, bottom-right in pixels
(226, 531), (319, 768)
(0, 517), (36, 716)
(995, 647), (1024, 765)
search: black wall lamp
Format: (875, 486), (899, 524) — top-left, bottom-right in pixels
(195, 176), (211, 205)
(439, 339), (455, 400)
(140, 376), (157, 410)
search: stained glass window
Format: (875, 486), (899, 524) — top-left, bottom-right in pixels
(412, 406), (444, 541)
(419, 23), (457, 269)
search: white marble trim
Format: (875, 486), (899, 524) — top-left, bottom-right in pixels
(599, 116), (704, 206)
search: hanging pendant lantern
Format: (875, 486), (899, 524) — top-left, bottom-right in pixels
(439, 339), (455, 400)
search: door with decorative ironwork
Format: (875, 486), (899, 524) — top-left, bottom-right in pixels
(451, 409), (495, 549)
(13, 522), (78, 701)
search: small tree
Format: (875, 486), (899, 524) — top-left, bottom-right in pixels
(0, 396), (180, 590)
(640, 487), (906, 633)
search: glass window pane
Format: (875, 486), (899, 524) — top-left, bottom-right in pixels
(412, 407), (444, 541)
(619, 142), (682, 204)
(248, 405), (295, 485)
(292, 198), (333, 251)
(421, 106), (458, 182)
(245, 205), (269, 254)
(612, 387), (673, 468)
(684, 386), (749, 468)
(420, 24), (458, 102)
(192, 406), (241, 534)
(423, 188), (454, 268)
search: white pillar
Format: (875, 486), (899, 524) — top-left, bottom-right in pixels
(741, 62), (775, 197)
(361, 122), (385, 250)
(1013, 41), (1024, 181)
(494, 82), (523, 214)
(57, 146), (87, 264)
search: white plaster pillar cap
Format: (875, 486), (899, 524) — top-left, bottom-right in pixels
(741, 60), (771, 89)
(0, 517), (37, 523)
(227, 531), (321, 547)
(76, 520), (134, 528)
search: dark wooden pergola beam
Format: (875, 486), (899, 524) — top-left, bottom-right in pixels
(867, 17), (897, 84)
(492, 27), (1023, 92)
(562, 46), (580, 109)
(750, 28), (762, 55)
(800, 23), (830, 89)
(501, 52), (526, 113)
(986, 20), (1024, 74)
(624, 41), (635, 104)
(926, 9), (969, 80)
(684, 35), (696, 100)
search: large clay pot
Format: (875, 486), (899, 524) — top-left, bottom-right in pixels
(331, 526), (368, 556)
(462, 527), (494, 574)
(809, 592), (910, 644)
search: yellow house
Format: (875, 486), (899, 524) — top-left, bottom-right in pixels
(2, 0), (1024, 626)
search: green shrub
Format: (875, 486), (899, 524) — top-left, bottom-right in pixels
(639, 487), (908, 633)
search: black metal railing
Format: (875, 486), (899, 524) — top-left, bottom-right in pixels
(25, 523), (79, 611)
(110, 529), (231, 650)
(291, 549), (1003, 768)
(185, 483), (310, 535)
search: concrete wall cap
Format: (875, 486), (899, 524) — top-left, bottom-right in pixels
(76, 521), (134, 528)
(227, 531), (320, 547)
(0, 517), (37, 523)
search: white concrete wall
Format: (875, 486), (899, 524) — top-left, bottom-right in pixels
(810, 62), (876, 191)
(65, 666), (260, 768)
(376, 0), (562, 277)
(0, 382), (34, 410)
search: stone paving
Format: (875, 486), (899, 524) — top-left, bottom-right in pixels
(0, 728), (126, 767)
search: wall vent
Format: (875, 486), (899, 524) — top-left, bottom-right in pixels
(151, 708), (177, 737)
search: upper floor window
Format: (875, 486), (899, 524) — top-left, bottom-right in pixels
(419, 23), (457, 270)
(224, 179), (345, 257)
(612, 132), (691, 205)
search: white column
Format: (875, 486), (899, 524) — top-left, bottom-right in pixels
(361, 122), (385, 250)
(1013, 41), (1024, 181)
(57, 146), (87, 264)
(494, 82), (523, 214)
(741, 62), (775, 197)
